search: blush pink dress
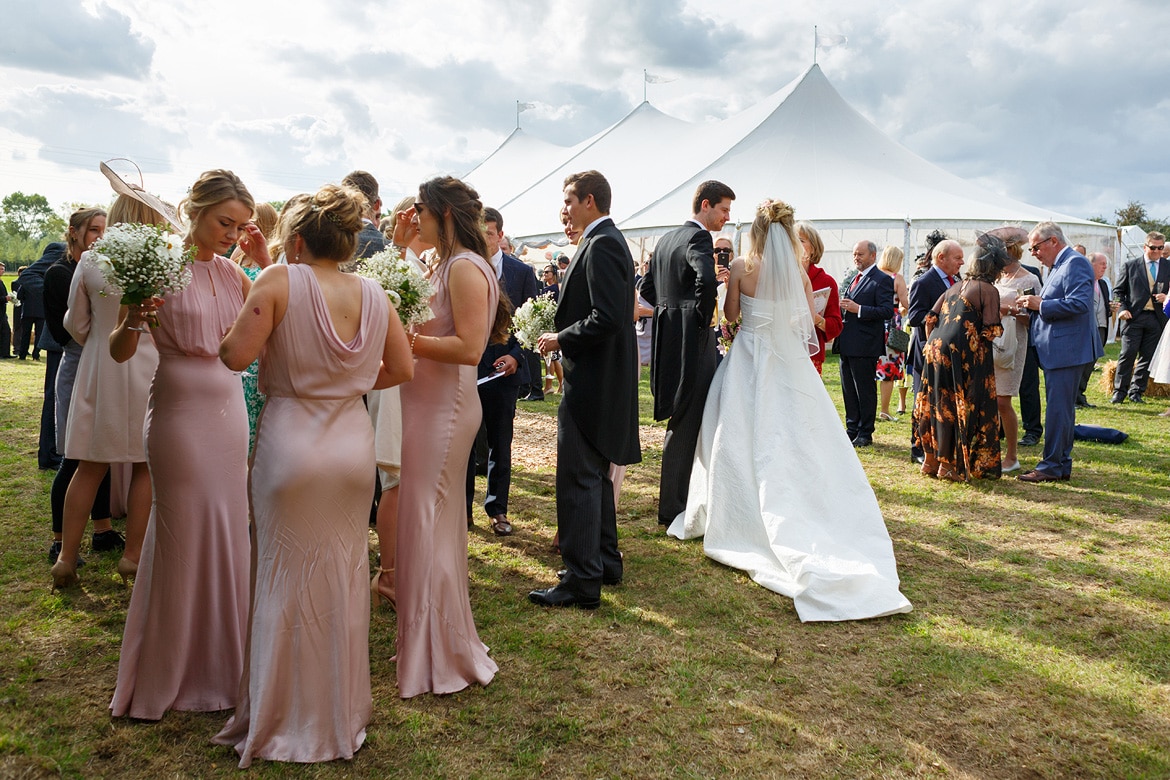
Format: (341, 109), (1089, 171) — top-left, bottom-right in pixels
(62, 250), (158, 462)
(214, 266), (389, 766)
(110, 255), (250, 720)
(396, 252), (499, 698)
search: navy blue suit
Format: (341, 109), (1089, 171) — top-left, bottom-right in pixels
(837, 265), (895, 442)
(466, 253), (539, 519)
(1030, 247), (1102, 478)
(1113, 255), (1170, 399)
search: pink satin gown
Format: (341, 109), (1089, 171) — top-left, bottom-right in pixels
(396, 251), (500, 698)
(214, 266), (389, 766)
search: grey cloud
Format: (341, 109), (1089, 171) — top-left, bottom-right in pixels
(0, 0), (153, 78)
(3, 85), (183, 172)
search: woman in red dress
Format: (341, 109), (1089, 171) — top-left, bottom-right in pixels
(796, 222), (841, 374)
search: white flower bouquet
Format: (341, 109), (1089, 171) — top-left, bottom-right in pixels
(354, 247), (435, 329)
(90, 223), (193, 306)
(512, 291), (558, 350)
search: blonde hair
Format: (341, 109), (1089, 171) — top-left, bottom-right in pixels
(179, 169), (254, 241)
(268, 194), (309, 260)
(747, 200), (797, 273)
(252, 202), (278, 240)
(877, 245), (904, 275)
(795, 221), (823, 265)
(107, 193), (165, 227)
(280, 185), (365, 262)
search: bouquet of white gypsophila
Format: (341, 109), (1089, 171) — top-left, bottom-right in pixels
(353, 246), (435, 329)
(512, 291), (558, 350)
(90, 222), (194, 306)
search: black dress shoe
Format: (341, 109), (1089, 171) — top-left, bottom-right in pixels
(528, 584), (600, 610)
(911, 454), (925, 465)
(1129, 394), (1145, 404)
(47, 541), (84, 567)
(519, 393), (545, 402)
(558, 569), (622, 586)
(1018, 434), (1040, 447)
(1111, 393), (1125, 404)
(851, 436), (872, 448)
(91, 529), (126, 552)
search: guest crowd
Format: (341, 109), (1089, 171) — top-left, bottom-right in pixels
(7, 157), (1167, 769)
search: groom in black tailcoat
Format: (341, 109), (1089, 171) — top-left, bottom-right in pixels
(530, 170), (641, 610)
(639, 180), (734, 528)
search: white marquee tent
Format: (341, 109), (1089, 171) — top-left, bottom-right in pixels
(466, 64), (1117, 283)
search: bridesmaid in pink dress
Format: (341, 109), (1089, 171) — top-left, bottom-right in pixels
(213, 185), (412, 766)
(108, 170), (261, 720)
(395, 176), (509, 697)
(53, 195), (163, 587)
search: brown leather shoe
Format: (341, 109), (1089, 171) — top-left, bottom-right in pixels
(489, 514), (513, 536)
(1017, 469), (1062, 483)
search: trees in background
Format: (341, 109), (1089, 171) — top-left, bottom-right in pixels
(1, 192), (70, 271)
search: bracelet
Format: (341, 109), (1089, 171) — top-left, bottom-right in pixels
(410, 332), (418, 353)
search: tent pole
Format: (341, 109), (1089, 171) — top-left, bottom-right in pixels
(813, 26), (817, 65)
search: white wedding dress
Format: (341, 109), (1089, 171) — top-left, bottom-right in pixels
(668, 222), (912, 622)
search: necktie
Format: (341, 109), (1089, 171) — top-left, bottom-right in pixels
(849, 273), (862, 292)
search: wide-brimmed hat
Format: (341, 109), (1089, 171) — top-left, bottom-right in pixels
(100, 159), (185, 233)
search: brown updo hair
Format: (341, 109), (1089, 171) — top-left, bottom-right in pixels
(268, 194), (310, 260)
(417, 176), (490, 262)
(66, 207), (107, 258)
(747, 199), (798, 273)
(179, 169), (255, 241)
(417, 176), (511, 344)
(107, 194), (166, 227)
(281, 185), (365, 262)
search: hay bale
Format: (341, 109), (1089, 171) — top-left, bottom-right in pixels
(1100, 360), (1170, 398)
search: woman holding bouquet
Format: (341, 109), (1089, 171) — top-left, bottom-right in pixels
(109, 169), (261, 720)
(394, 176), (507, 697)
(213, 185), (411, 766)
(51, 196), (164, 588)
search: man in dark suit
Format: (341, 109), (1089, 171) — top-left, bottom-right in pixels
(639, 180), (734, 528)
(466, 207), (539, 537)
(1017, 223), (1102, 483)
(341, 170), (387, 262)
(837, 240), (896, 447)
(906, 239), (962, 461)
(0, 278), (12, 359)
(1016, 261), (1045, 445)
(530, 170), (641, 610)
(1076, 253), (1112, 407)
(1112, 231), (1169, 404)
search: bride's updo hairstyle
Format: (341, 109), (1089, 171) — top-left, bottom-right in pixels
(179, 169), (255, 241)
(280, 184), (365, 262)
(746, 199), (798, 273)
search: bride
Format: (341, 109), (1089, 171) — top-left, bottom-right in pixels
(668, 200), (912, 622)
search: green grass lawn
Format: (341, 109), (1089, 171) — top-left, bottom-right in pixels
(2, 349), (1169, 779)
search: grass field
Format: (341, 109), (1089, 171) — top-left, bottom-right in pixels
(2, 346), (1169, 779)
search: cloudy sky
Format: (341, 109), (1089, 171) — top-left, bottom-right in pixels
(2, 0), (1168, 230)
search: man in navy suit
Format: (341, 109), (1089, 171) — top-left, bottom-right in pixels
(1016, 222), (1102, 483)
(531, 170), (641, 609)
(466, 207), (540, 536)
(906, 240), (963, 460)
(1112, 231), (1169, 403)
(837, 240), (896, 447)
(342, 170), (387, 262)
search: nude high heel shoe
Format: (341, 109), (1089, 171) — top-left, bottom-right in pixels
(51, 559), (80, 589)
(116, 557), (138, 585)
(371, 567), (395, 611)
